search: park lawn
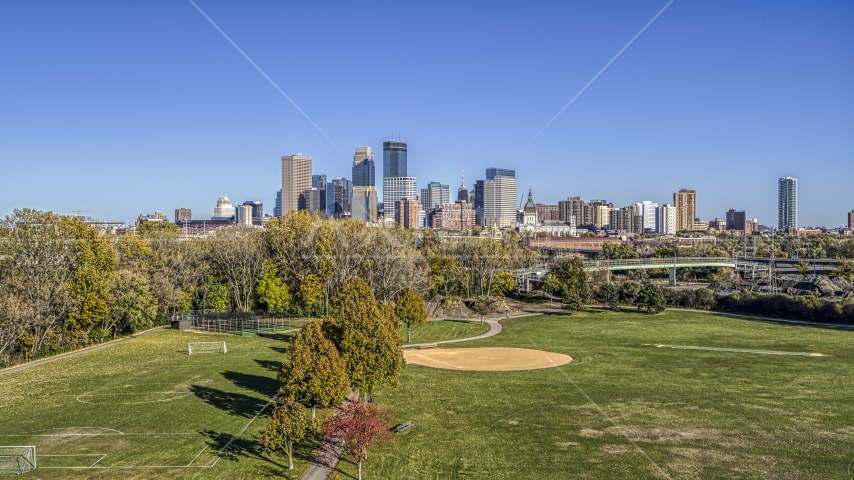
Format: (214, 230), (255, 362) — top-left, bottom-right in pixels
(400, 320), (490, 345)
(339, 310), (854, 480)
(0, 329), (310, 480)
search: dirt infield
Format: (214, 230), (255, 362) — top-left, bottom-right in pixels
(403, 347), (573, 371)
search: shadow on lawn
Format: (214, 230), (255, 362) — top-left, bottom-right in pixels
(223, 371), (279, 396)
(192, 385), (267, 418)
(254, 359), (282, 372)
(199, 429), (322, 479)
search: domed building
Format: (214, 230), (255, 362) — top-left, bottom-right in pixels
(212, 196), (236, 220)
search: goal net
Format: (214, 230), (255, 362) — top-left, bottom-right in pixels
(188, 341), (227, 355)
(0, 446), (36, 474)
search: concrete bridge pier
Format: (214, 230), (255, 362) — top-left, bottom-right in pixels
(669, 267), (676, 286)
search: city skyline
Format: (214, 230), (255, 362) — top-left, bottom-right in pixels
(0, 2), (852, 226)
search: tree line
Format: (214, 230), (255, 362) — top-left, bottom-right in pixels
(0, 208), (529, 366)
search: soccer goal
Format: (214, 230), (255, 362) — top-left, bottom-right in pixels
(0, 446), (36, 474)
(188, 341), (227, 355)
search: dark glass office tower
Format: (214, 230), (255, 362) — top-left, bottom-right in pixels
(352, 147), (375, 187)
(383, 140), (407, 178)
(474, 180), (485, 209)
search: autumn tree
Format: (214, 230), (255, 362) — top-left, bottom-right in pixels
(278, 320), (349, 418)
(333, 278), (405, 399)
(395, 287), (426, 343)
(0, 210), (108, 356)
(260, 399), (310, 471)
(321, 399), (394, 480)
(256, 261), (291, 313)
(472, 298), (490, 324)
(297, 273), (324, 317)
(796, 261), (810, 279)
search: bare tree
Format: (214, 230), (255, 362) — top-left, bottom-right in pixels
(208, 226), (266, 311)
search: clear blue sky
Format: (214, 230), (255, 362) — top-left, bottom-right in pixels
(1, 0), (852, 227)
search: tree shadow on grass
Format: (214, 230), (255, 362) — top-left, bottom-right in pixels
(270, 346), (289, 354)
(254, 359), (282, 372)
(199, 429), (323, 479)
(259, 332), (293, 342)
(192, 385), (267, 418)
(223, 371), (279, 397)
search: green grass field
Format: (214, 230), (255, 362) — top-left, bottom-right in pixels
(400, 320), (490, 345)
(352, 310), (854, 480)
(2, 312), (852, 479)
(0, 329), (293, 479)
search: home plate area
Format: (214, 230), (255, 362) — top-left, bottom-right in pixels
(403, 347), (573, 371)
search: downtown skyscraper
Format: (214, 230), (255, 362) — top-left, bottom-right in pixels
(382, 139), (415, 222)
(351, 147), (378, 222)
(281, 154), (312, 215)
(383, 140), (407, 178)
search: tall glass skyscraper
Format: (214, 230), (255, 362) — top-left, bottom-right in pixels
(352, 147), (375, 187)
(778, 176), (798, 230)
(312, 174), (327, 213)
(383, 140), (407, 178)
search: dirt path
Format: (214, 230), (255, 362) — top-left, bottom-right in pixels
(0, 326), (169, 376)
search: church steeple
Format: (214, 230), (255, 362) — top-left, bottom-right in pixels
(524, 188), (537, 225)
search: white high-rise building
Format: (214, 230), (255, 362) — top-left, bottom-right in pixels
(778, 176), (798, 231)
(637, 201), (658, 231)
(656, 204), (676, 234)
(383, 177), (417, 221)
(484, 175), (517, 229)
(236, 204), (253, 226)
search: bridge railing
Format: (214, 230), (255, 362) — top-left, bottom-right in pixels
(583, 257), (736, 269)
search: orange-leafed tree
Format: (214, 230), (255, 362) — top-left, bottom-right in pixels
(321, 399), (394, 480)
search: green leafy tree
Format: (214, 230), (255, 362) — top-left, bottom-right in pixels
(542, 273), (561, 305)
(551, 257), (588, 302)
(278, 320), (349, 418)
(636, 281), (667, 314)
(618, 281), (640, 305)
(260, 399), (310, 471)
(561, 291), (584, 314)
(257, 261), (291, 313)
(491, 271), (516, 297)
(207, 283), (230, 312)
(597, 242), (639, 260)
(333, 278), (405, 399)
(107, 270), (158, 336)
(596, 283), (620, 311)
(395, 287), (426, 343)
